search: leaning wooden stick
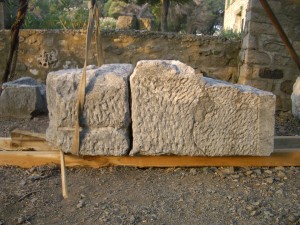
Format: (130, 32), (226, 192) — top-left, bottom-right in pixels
(60, 150), (68, 199)
(70, 0), (104, 155)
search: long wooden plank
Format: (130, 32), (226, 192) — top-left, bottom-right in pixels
(0, 150), (299, 168)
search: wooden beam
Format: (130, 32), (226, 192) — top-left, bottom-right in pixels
(1, 131), (300, 168)
(0, 130), (57, 151)
(0, 150), (299, 168)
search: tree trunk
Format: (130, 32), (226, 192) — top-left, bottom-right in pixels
(0, 2), (4, 29)
(2, 0), (28, 84)
(161, 0), (170, 32)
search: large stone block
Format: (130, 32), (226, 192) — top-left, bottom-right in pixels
(0, 77), (47, 119)
(46, 64), (133, 155)
(130, 60), (275, 156)
(291, 77), (300, 120)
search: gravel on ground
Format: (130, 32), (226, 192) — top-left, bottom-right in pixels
(0, 111), (299, 225)
(0, 166), (299, 225)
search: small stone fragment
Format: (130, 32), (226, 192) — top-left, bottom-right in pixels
(277, 171), (286, 178)
(264, 169), (273, 175)
(190, 168), (197, 176)
(253, 169), (262, 175)
(288, 215), (298, 223)
(222, 167), (235, 175)
(275, 166), (285, 171)
(20, 180), (27, 186)
(129, 215), (135, 223)
(264, 210), (274, 218)
(245, 171), (253, 176)
(265, 177), (274, 184)
(77, 200), (85, 208)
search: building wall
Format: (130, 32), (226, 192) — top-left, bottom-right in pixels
(224, 0), (248, 32)
(239, 0), (300, 110)
(0, 29), (240, 84)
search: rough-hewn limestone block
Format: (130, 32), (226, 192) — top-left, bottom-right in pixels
(46, 64), (133, 155)
(130, 60), (275, 156)
(116, 16), (138, 30)
(291, 77), (300, 120)
(0, 77), (47, 119)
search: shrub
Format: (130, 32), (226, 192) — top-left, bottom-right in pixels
(218, 29), (241, 40)
(100, 17), (117, 30)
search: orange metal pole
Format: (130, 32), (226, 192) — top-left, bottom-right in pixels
(259, 0), (300, 72)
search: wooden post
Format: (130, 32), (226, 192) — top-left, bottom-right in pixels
(0, 1), (4, 30)
(60, 150), (68, 199)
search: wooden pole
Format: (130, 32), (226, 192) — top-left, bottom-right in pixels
(60, 150), (68, 199)
(3, 0), (29, 84)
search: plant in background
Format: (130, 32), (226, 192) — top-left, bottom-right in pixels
(100, 17), (117, 30)
(106, 0), (128, 18)
(58, 7), (88, 29)
(218, 29), (241, 40)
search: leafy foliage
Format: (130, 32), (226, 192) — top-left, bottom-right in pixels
(4, 0), (225, 34)
(107, 0), (128, 18)
(218, 29), (241, 40)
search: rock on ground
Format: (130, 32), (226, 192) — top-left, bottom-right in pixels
(0, 77), (47, 119)
(130, 60), (276, 156)
(291, 77), (300, 120)
(116, 15), (139, 30)
(46, 64), (133, 155)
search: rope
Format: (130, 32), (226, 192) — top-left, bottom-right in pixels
(71, 0), (104, 155)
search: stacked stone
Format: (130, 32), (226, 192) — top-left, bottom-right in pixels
(46, 64), (133, 155)
(46, 60), (276, 156)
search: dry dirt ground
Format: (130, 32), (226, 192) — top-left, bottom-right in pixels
(0, 111), (299, 225)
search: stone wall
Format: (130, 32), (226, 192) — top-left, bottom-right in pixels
(239, 0), (300, 110)
(0, 29), (240, 84)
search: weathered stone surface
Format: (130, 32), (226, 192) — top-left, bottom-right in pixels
(139, 18), (153, 31)
(0, 77), (47, 119)
(130, 60), (275, 156)
(291, 77), (300, 120)
(46, 64), (133, 155)
(116, 16), (138, 30)
(280, 80), (294, 95)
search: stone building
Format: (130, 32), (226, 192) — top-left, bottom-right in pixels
(224, 0), (248, 32)
(238, 0), (300, 110)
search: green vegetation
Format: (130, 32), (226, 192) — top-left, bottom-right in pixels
(219, 29), (242, 40)
(4, 0), (226, 34)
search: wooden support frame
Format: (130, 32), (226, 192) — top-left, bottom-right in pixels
(0, 130), (299, 168)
